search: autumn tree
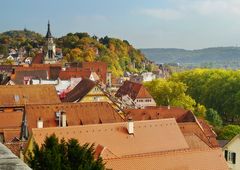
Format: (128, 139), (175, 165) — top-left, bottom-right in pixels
(56, 33), (148, 76)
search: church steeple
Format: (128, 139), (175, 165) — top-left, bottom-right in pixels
(44, 20), (56, 64)
(46, 20), (52, 38)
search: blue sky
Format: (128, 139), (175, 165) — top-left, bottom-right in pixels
(1, 0), (240, 49)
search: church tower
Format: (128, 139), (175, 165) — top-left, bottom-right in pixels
(44, 21), (56, 64)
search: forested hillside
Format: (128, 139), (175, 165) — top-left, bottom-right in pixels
(141, 47), (240, 68)
(0, 30), (153, 76)
(0, 29), (44, 57)
(56, 33), (150, 76)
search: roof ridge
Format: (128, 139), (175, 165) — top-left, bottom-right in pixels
(104, 147), (220, 160)
(32, 118), (178, 131)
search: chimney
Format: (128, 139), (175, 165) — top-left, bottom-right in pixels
(168, 105), (170, 110)
(127, 117), (134, 135)
(61, 112), (67, 127)
(37, 117), (43, 128)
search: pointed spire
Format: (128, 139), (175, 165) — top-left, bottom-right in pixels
(46, 20), (52, 38)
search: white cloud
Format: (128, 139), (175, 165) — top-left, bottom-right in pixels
(186, 0), (240, 16)
(140, 0), (240, 20)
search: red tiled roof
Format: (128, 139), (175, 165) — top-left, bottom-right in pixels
(4, 141), (28, 157)
(0, 85), (61, 107)
(12, 70), (48, 84)
(115, 80), (153, 100)
(32, 53), (44, 64)
(27, 64), (61, 79)
(105, 148), (228, 170)
(0, 109), (23, 143)
(3, 129), (21, 143)
(0, 110), (23, 130)
(198, 118), (217, 138)
(32, 119), (189, 159)
(26, 102), (124, 131)
(124, 106), (218, 148)
(59, 68), (92, 80)
(183, 133), (210, 149)
(179, 122), (219, 148)
(61, 78), (96, 102)
(125, 106), (195, 122)
(82, 62), (107, 83)
(14, 64), (62, 80)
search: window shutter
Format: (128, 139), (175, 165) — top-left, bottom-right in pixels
(224, 150), (228, 161)
(232, 152), (236, 164)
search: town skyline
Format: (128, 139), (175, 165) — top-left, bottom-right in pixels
(2, 0), (240, 49)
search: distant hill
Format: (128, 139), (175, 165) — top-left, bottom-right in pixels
(141, 47), (240, 68)
(1, 30), (43, 40)
(0, 30), (44, 49)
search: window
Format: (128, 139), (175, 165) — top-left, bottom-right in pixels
(94, 87), (99, 92)
(145, 99), (152, 102)
(93, 96), (100, 102)
(225, 150), (236, 164)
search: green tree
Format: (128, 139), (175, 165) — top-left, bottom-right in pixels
(194, 103), (207, 118)
(27, 134), (105, 170)
(171, 69), (240, 124)
(0, 45), (8, 56)
(218, 125), (240, 140)
(144, 79), (197, 112)
(206, 108), (223, 127)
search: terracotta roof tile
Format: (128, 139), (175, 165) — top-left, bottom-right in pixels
(26, 102), (124, 131)
(12, 70), (48, 84)
(32, 53), (44, 64)
(124, 107), (219, 148)
(179, 122), (219, 148)
(32, 119), (189, 159)
(0, 85), (61, 107)
(14, 64), (62, 80)
(115, 80), (153, 100)
(59, 68), (91, 80)
(3, 129), (21, 143)
(61, 78), (95, 102)
(183, 133), (210, 149)
(125, 106), (195, 122)
(4, 141), (28, 157)
(66, 62), (107, 83)
(0, 111), (23, 130)
(105, 148), (228, 170)
(82, 62), (107, 83)
(197, 118), (217, 137)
